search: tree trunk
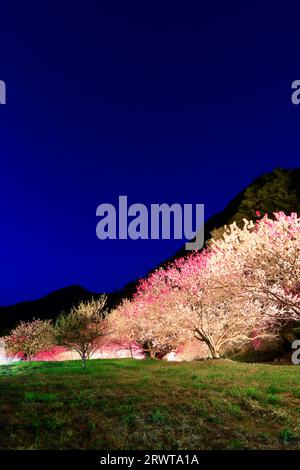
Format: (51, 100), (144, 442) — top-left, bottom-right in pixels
(207, 342), (220, 359)
(149, 349), (156, 359)
(81, 353), (87, 368)
(194, 329), (220, 359)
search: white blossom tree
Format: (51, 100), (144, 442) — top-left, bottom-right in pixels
(110, 284), (189, 359)
(212, 212), (300, 320)
(55, 296), (109, 367)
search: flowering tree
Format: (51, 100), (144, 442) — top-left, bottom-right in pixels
(171, 211), (300, 357)
(164, 249), (279, 357)
(212, 212), (300, 321)
(111, 212), (299, 360)
(108, 304), (141, 357)
(111, 252), (279, 359)
(110, 276), (190, 359)
(4, 319), (54, 363)
(115, 213), (299, 359)
(55, 296), (109, 368)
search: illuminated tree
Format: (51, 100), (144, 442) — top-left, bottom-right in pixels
(55, 296), (109, 368)
(111, 212), (300, 360)
(162, 212), (300, 357)
(110, 280), (189, 359)
(164, 250), (279, 357)
(4, 319), (54, 363)
(212, 212), (300, 320)
(113, 213), (298, 359)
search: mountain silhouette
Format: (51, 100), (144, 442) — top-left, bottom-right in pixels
(170, 167), (300, 261)
(0, 285), (99, 333)
(1, 168), (299, 333)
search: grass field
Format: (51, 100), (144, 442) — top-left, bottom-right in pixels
(1, 358), (300, 450)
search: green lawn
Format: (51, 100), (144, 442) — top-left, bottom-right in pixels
(1, 358), (300, 449)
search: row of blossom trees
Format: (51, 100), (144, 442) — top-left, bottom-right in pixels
(109, 212), (300, 358)
(4, 212), (300, 364)
(4, 298), (109, 367)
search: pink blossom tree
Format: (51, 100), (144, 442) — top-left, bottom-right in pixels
(110, 276), (190, 359)
(4, 319), (55, 363)
(165, 249), (280, 358)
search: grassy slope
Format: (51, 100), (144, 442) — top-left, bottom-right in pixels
(1, 358), (300, 450)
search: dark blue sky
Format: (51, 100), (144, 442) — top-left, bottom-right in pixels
(0, 1), (300, 305)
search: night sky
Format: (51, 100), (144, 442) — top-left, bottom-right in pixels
(1, 1), (300, 305)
